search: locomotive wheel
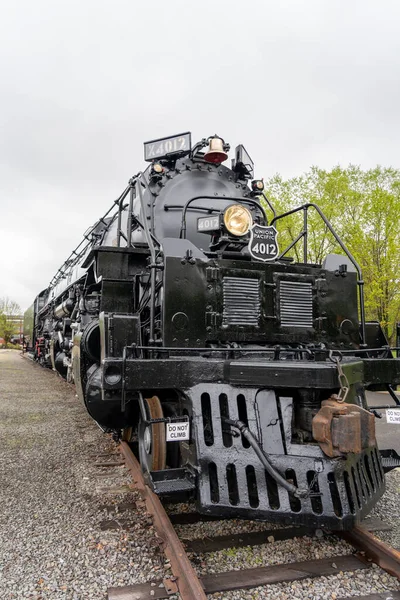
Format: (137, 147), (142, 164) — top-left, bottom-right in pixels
(138, 396), (166, 472)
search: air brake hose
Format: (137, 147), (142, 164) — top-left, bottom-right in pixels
(224, 418), (309, 499)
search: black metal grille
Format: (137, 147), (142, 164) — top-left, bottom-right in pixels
(223, 277), (260, 327)
(191, 384), (385, 529)
(280, 280), (313, 327)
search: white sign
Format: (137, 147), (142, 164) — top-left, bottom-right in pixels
(166, 421), (190, 442)
(386, 408), (400, 424)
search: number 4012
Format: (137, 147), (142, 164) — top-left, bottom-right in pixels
(252, 242), (277, 254)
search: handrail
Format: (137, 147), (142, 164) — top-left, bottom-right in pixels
(135, 173), (162, 346)
(49, 184), (132, 289)
(262, 192), (277, 219)
(271, 203), (366, 345)
(48, 176), (163, 291)
(164, 204), (221, 213)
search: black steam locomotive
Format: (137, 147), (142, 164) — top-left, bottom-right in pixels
(24, 132), (400, 530)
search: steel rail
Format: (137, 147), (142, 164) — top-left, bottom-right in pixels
(339, 524), (400, 580)
(117, 441), (207, 600)
(114, 444), (400, 597)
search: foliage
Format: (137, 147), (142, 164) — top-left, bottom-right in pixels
(264, 166), (400, 342)
(0, 297), (22, 347)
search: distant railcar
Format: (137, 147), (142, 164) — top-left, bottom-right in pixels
(24, 132), (400, 529)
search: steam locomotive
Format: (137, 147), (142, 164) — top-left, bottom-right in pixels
(24, 132), (400, 530)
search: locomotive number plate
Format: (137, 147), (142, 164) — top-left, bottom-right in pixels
(248, 224), (279, 262)
(198, 215), (220, 232)
(386, 408), (400, 424)
(144, 132), (191, 161)
(166, 421), (190, 442)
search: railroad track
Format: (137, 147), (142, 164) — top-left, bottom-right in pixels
(103, 442), (400, 600)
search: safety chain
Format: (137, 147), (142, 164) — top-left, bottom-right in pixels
(330, 355), (350, 403)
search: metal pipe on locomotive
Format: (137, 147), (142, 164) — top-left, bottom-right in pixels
(24, 132), (400, 530)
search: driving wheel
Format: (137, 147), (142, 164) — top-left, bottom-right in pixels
(138, 395), (166, 472)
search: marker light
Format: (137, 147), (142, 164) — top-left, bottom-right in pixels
(223, 205), (253, 237)
(152, 163), (164, 174)
(251, 179), (264, 192)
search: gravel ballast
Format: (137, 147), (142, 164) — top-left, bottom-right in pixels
(0, 349), (399, 599)
(0, 351), (170, 599)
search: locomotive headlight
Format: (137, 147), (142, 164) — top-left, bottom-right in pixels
(223, 205), (252, 237)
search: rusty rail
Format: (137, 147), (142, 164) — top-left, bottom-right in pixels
(111, 443), (400, 598)
(340, 524), (400, 580)
(116, 441), (207, 600)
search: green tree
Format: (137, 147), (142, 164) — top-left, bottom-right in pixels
(265, 166), (400, 342)
(0, 297), (22, 346)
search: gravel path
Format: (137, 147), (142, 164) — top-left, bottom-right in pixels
(0, 349), (399, 600)
(0, 350), (171, 599)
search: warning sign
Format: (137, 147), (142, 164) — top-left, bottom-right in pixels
(166, 421), (190, 442)
(386, 409), (400, 424)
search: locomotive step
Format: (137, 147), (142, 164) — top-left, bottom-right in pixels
(146, 468), (196, 495)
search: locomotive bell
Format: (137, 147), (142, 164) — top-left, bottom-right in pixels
(204, 136), (228, 164)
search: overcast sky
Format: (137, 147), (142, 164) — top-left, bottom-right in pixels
(1, 0), (400, 311)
